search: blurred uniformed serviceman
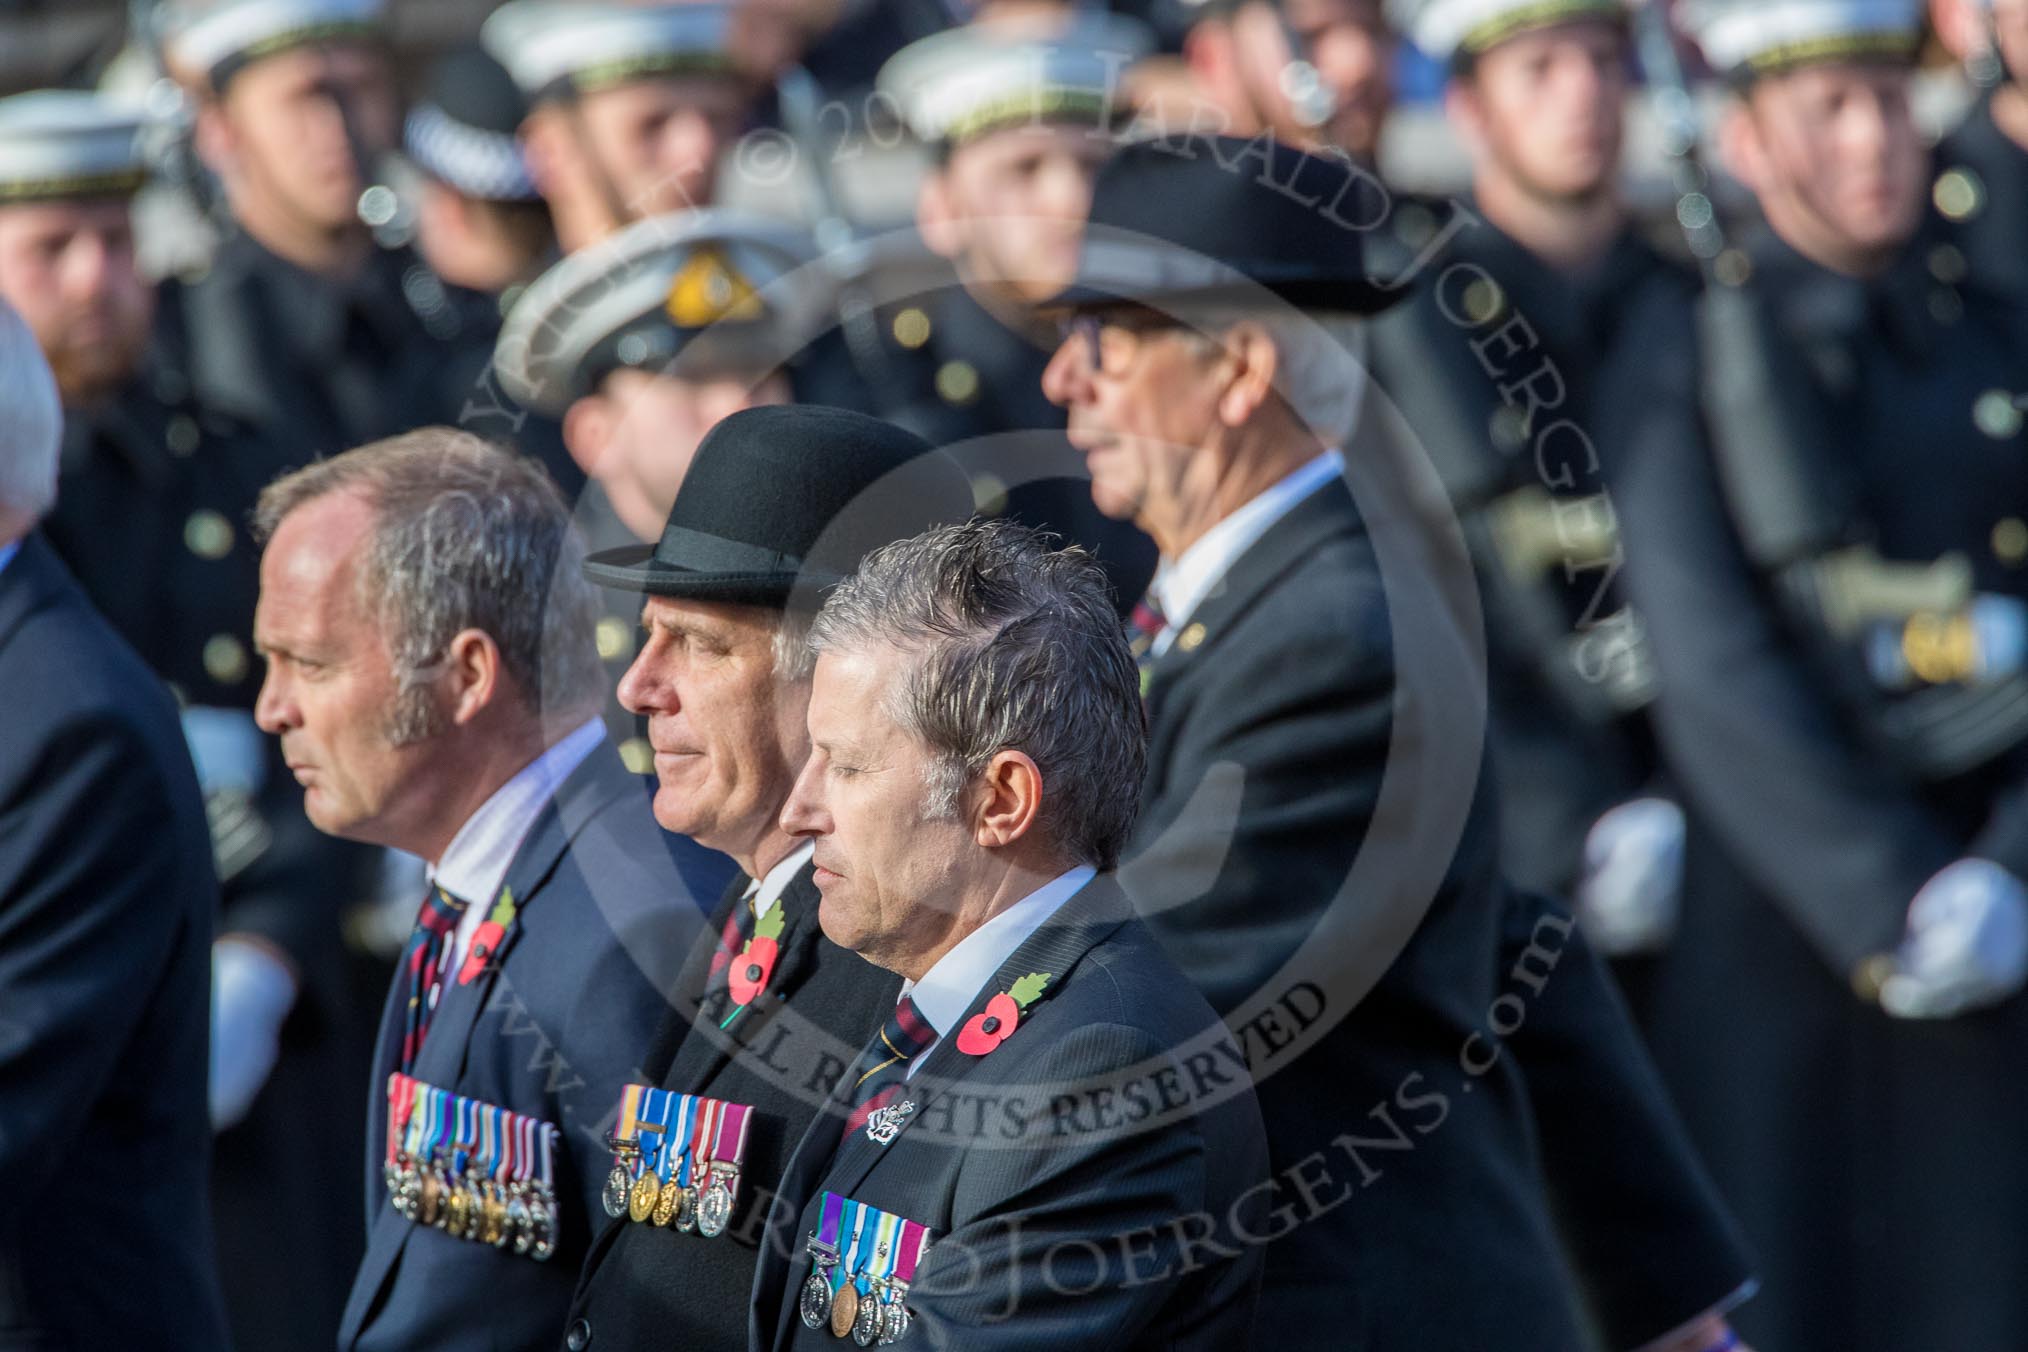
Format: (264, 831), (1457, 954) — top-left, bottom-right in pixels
(155, 0), (485, 458)
(866, 11), (1160, 610)
(1608, 2), (2028, 1346)
(495, 208), (842, 768)
(484, 1), (762, 254)
(1377, 0), (1691, 944)
(405, 46), (556, 314)
(0, 86), (387, 1351)
(1931, 0), (2028, 303)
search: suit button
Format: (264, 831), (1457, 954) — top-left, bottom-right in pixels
(566, 1317), (592, 1351)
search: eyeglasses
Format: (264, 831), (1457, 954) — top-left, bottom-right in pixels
(1056, 312), (1194, 376)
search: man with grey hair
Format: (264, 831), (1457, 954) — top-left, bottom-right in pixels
(249, 426), (733, 1352)
(1042, 135), (1595, 1349)
(0, 299), (230, 1347)
(756, 518), (1269, 1350)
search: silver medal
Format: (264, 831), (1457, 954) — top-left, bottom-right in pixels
(799, 1268), (834, 1330)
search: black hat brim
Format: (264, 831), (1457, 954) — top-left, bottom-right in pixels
(1038, 272), (1406, 318)
(581, 543), (845, 608)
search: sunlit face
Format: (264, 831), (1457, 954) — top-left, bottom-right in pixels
(576, 76), (751, 216)
(780, 646), (974, 971)
(927, 122), (1114, 303)
(253, 493), (438, 848)
(615, 595), (808, 860)
(212, 42), (400, 234)
(0, 199), (153, 405)
(566, 366), (791, 531)
(1233, 0), (1394, 160)
(1041, 311), (1226, 532)
(1731, 61), (1925, 269)
(1459, 20), (1628, 203)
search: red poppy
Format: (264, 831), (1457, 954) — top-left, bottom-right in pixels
(728, 936), (780, 1006)
(956, 992), (1021, 1056)
(458, 920), (507, 985)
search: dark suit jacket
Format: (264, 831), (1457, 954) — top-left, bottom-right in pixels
(1122, 476), (1586, 1350)
(560, 862), (903, 1350)
(338, 743), (733, 1351)
(0, 536), (229, 1350)
(751, 876), (1269, 1352)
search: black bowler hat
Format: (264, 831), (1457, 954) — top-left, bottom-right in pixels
(1043, 135), (1404, 315)
(581, 405), (976, 608)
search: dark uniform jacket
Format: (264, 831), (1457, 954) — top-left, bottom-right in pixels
(749, 876), (1269, 1352)
(339, 743), (733, 1351)
(1121, 471), (1587, 1350)
(559, 862), (902, 1352)
(0, 536), (230, 1350)
(1604, 221), (2028, 1352)
(1934, 90), (2028, 306)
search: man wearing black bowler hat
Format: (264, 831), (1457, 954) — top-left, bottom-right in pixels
(558, 405), (977, 1352)
(1041, 134), (1599, 1350)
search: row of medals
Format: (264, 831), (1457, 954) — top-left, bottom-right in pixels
(800, 1237), (915, 1346)
(386, 1151), (557, 1261)
(602, 1136), (737, 1238)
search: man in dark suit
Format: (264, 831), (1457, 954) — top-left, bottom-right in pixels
(558, 405), (977, 1352)
(1041, 134), (1612, 1350)
(0, 302), (230, 1349)
(249, 428), (733, 1352)
(757, 517), (1268, 1349)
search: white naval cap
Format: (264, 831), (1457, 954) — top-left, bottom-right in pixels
(1385, 0), (1628, 64)
(157, 0), (386, 88)
(0, 90), (152, 204)
(481, 1), (740, 103)
(876, 11), (1152, 147)
(494, 208), (824, 415)
(1677, 0), (1923, 79)
(405, 48), (539, 203)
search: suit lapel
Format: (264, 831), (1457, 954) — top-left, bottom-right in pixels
(1144, 479), (1365, 710)
(664, 865), (828, 1092)
(758, 878), (1134, 1351)
(643, 871), (752, 1083)
(342, 744), (638, 1348)
(0, 536), (67, 653)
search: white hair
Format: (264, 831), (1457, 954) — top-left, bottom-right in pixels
(0, 300), (61, 528)
(1185, 307), (1370, 446)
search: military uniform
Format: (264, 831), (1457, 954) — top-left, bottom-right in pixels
(1933, 87), (2028, 307)
(1608, 5), (2028, 1345)
(860, 15), (1162, 613)
(0, 78), (388, 1351)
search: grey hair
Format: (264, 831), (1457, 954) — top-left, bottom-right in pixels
(773, 605), (816, 682)
(0, 301), (61, 527)
(254, 428), (606, 744)
(1181, 307), (1370, 445)
(810, 518), (1147, 871)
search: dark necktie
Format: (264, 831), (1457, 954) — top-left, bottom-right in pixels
(399, 883), (470, 1073)
(1127, 592), (1169, 691)
(841, 995), (938, 1141)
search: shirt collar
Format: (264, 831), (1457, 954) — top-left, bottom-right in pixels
(902, 865), (1097, 1040)
(747, 839), (816, 921)
(430, 716), (606, 906)
(1151, 449), (1343, 643)
(0, 540), (19, 578)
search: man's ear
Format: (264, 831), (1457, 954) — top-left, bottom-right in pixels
(916, 168), (967, 261)
(1717, 97), (1768, 197)
(193, 98), (238, 179)
(562, 390), (616, 477)
(443, 628), (505, 727)
(971, 748), (1043, 849)
(1215, 320), (1281, 428)
(1442, 78), (1488, 159)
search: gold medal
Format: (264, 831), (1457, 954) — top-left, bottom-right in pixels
(481, 1183), (509, 1247)
(651, 1177), (680, 1227)
(830, 1282), (859, 1339)
(444, 1181), (472, 1238)
(628, 1171), (660, 1224)
(419, 1171), (443, 1227)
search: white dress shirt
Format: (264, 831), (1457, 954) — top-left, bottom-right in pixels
(743, 839), (816, 924)
(899, 865), (1097, 1077)
(432, 716), (605, 975)
(1147, 449), (1344, 657)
